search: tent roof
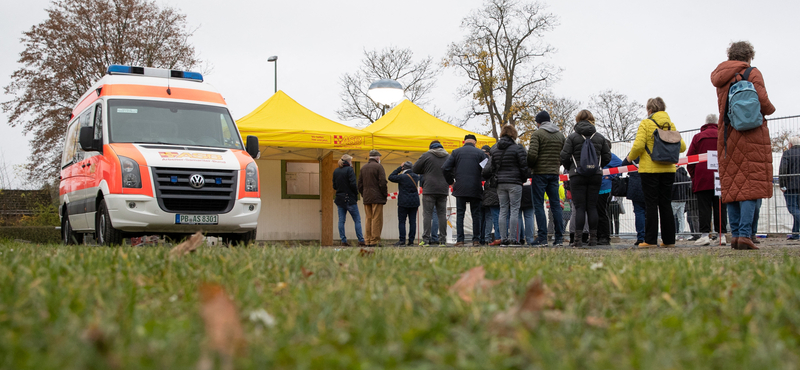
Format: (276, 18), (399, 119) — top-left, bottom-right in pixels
(364, 100), (495, 153)
(237, 91), (371, 152)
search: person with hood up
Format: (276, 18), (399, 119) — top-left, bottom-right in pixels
(560, 110), (611, 248)
(779, 136), (800, 241)
(626, 97), (687, 249)
(358, 150), (388, 247)
(332, 154), (365, 246)
(711, 41), (775, 250)
(687, 114), (728, 246)
(389, 161), (421, 246)
(597, 152), (622, 245)
(527, 110), (566, 246)
(484, 125), (530, 245)
(443, 134), (488, 246)
(413, 141), (450, 246)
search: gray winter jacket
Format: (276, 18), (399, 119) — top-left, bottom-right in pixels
(412, 148), (450, 195)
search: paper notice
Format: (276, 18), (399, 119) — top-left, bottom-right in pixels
(707, 150), (718, 170)
(479, 158), (488, 168)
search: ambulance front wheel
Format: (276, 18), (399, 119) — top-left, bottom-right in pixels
(61, 207), (84, 245)
(96, 199), (124, 246)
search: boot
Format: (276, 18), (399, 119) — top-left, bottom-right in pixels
(588, 230), (598, 247)
(582, 232), (589, 244)
(750, 235), (761, 244)
(568, 232), (575, 247)
(730, 237), (739, 250)
(738, 237), (759, 250)
(573, 234), (583, 248)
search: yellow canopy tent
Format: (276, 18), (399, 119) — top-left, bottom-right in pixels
(237, 91), (372, 160)
(363, 100), (495, 162)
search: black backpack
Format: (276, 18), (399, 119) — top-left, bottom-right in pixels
(572, 133), (599, 176)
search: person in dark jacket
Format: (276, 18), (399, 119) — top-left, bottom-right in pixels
(780, 136), (800, 240)
(442, 134), (488, 246)
(480, 145), (501, 245)
(687, 114), (728, 246)
(413, 141), (450, 245)
(484, 125), (529, 245)
(358, 150), (388, 246)
(389, 161), (420, 246)
(332, 154), (365, 246)
(561, 109), (612, 247)
(622, 158), (646, 245)
(672, 166), (691, 237)
(517, 183), (535, 244)
(597, 152), (622, 245)
(527, 110), (566, 246)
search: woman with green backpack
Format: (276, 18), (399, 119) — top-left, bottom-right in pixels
(560, 110), (611, 247)
(625, 97), (687, 249)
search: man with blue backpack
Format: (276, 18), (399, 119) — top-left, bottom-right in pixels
(711, 41), (775, 250)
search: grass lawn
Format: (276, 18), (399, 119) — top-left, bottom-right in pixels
(1, 240), (799, 369)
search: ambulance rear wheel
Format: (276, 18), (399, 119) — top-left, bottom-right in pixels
(61, 207), (84, 245)
(224, 229), (256, 246)
(96, 199), (123, 246)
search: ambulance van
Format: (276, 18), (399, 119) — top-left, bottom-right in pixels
(59, 65), (261, 245)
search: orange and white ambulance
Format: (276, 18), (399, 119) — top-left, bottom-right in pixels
(59, 65), (261, 245)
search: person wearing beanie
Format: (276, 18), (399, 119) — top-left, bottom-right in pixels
(333, 154), (365, 246)
(413, 140), (450, 245)
(442, 134), (489, 246)
(389, 161), (421, 246)
(527, 110), (566, 246)
(358, 150), (387, 246)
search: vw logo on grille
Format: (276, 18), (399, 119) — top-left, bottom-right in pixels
(189, 174), (205, 189)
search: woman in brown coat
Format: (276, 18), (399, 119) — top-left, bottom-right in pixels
(710, 41), (775, 250)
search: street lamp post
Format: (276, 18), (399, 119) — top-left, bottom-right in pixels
(368, 79), (404, 116)
(267, 55), (278, 93)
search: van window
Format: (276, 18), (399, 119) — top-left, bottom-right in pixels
(93, 104), (103, 141)
(107, 99), (243, 149)
(61, 120), (81, 168)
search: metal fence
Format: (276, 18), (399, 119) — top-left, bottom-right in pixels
(599, 115), (800, 239)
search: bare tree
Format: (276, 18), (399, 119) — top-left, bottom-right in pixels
(3, 0), (200, 186)
(444, 0), (560, 139)
(589, 90), (644, 141)
(337, 47), (441, 125)
(771, 128), (794, 153)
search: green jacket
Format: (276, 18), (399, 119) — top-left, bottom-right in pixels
(527, 122), (566, 174)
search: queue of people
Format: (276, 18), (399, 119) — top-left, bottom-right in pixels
(332, 41), (794, 250)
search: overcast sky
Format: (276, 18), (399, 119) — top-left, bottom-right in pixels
(1, 0), (797, 188)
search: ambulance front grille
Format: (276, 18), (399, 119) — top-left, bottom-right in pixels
(151, 167), (237, 214)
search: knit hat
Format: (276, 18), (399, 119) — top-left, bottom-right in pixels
(369, 149), (381, 157)
(481, 145), (491, 152)
(402, 161), (413, 170)
(464, 134), (477, 141)
(535, 110), (551, 124)
(429, 141), (443, 149)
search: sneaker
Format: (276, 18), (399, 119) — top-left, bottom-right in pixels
(489, 240), (502, 246)
(687, 235), (700, 241)
(637, 242), (657, 249)
(660, 243), (676, 248)
(358, 241), (367, 247)
(694, 236), (711, 246)
(634, 240), (644, 246)
(553, 239), (563, 247)
(393, 241), (406, 247)
(340, 241), (350, 247)
(530, 237), (548, 246)
(720, 235), (727, 245)
(472, 241), (481, 246)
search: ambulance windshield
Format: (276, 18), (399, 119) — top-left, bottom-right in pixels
(107, 99), (243, 149)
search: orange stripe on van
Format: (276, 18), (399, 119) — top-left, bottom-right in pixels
(72, 84), (226, 116)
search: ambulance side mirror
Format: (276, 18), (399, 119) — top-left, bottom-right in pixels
(79, 126), (100, 152)
(246, 135), (259, 159)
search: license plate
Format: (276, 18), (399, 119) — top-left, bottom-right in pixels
(175, 214), (218, 225)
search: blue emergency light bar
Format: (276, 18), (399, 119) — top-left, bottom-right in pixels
(107, 65), (203, 82)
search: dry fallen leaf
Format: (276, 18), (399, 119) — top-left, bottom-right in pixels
(492, 279), (605, 331)
(170, 231), (204, 257)
(359, 248), (374, 257)
(517, 279), (553, 313)
(449, 266), (500, 303)
(82, 323), (120, 369)
(198, 283), (245, 370)
(301, 267), (314, 278)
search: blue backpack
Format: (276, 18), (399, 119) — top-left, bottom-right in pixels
(572, 133), (599, 176)
(726, 67), (762, 131)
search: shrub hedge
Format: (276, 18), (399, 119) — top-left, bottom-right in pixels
(0, 226), (61, 244)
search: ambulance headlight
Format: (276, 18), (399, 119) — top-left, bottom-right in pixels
(119, 155), (142, 188)
(245, 162), (258, 192)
